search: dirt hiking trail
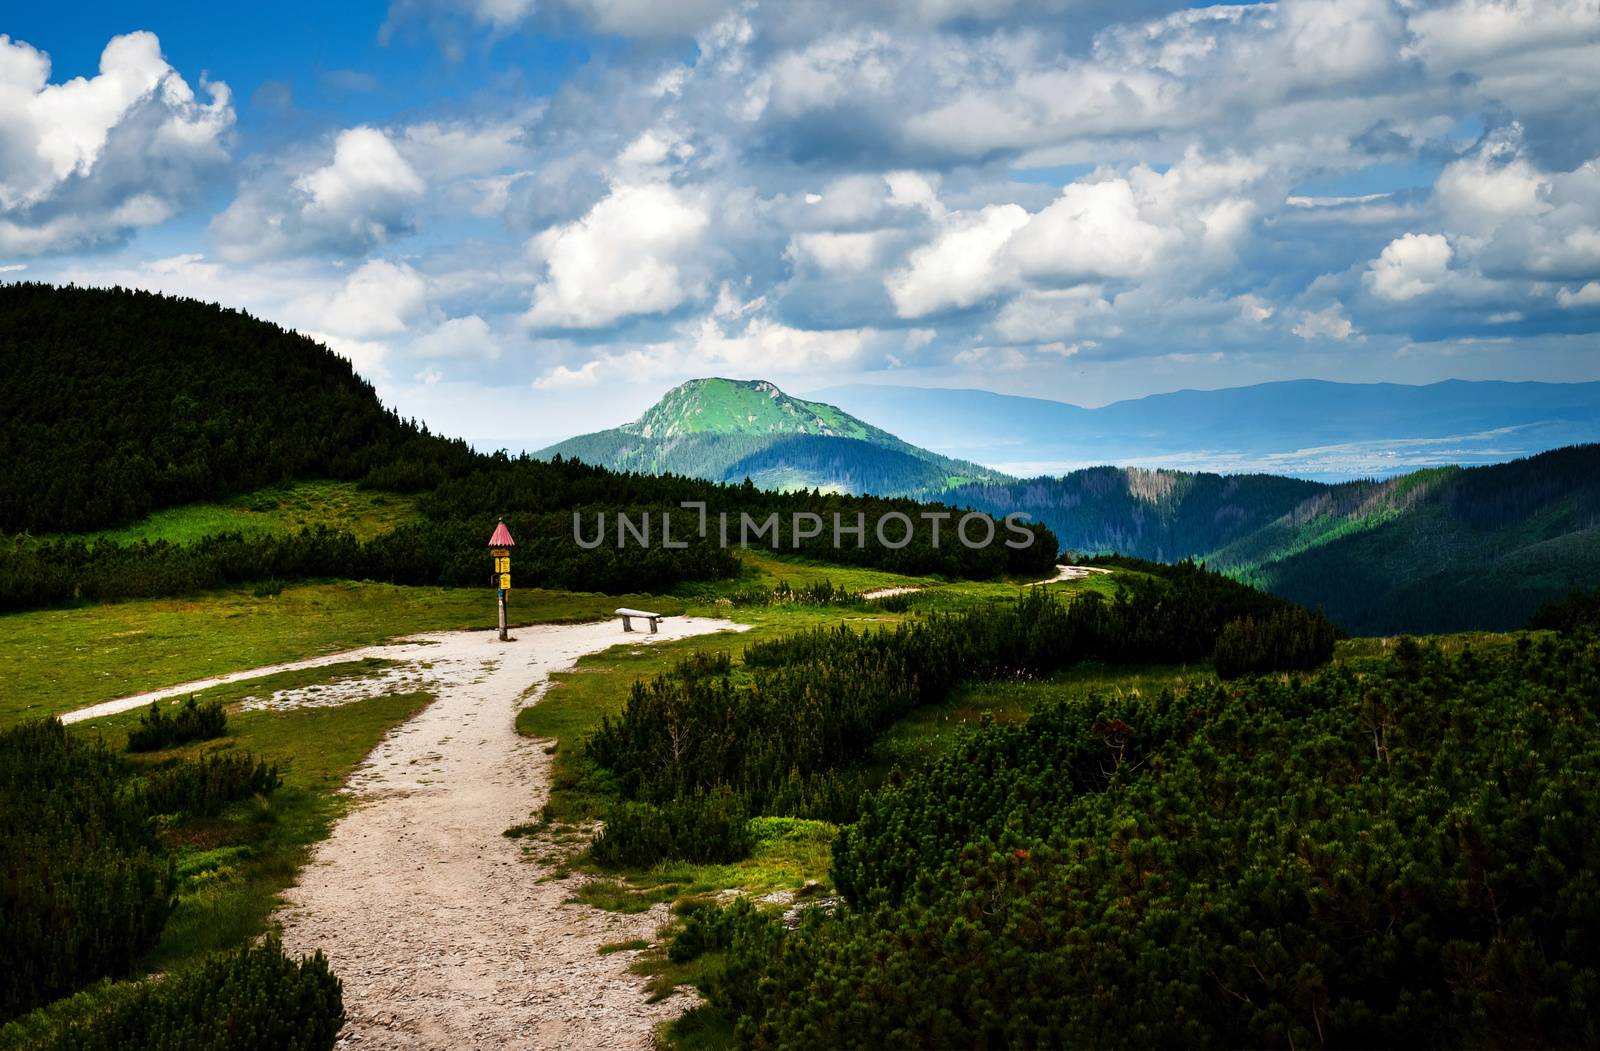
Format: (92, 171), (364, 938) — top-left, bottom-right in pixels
(69, 617), (750, 1049)
(277, 617), (748, 1049)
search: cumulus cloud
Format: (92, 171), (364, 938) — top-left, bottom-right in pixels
(24, 0), (1600, 410)
(414, 314), (503, 359)
(1557, 281), (1600, 308)
(311, 259), (430, 338)
(1405, 0), (1600, 71)
(887, 203), (1028, 318)
(0, 31), (232, 255)
(1434, 126), (1551, 232)
(525, 182), (710, 329)
(1007, 181), (1171, 284)
(1292, 303), (1357, 341)
(213, 127), (424, 262)
(882, 149), (1264, 326)
(1366, 233), (1455, 301)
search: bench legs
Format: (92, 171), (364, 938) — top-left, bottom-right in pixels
(621, 614), (633, 632)
(619, 615), (660, 633)
(648, 617), (658, 634)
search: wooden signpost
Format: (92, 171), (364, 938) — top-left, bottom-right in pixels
(488, 519), (515, 642)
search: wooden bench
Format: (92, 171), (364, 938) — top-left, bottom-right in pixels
(615, 607), (666, 634)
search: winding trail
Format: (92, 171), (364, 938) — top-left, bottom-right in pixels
(63, 617), (750, 1049)
(1027, 564), (1114, 587)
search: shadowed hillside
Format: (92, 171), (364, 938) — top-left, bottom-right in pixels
(0, 282), (472, 533)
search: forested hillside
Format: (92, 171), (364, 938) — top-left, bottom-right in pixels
(948, 468), (1326, 562)
(1208, 445), (1600, 633)
(949, 449), (1600, 634)
(0, 283), (471, 534)
(583, 558), (1335, 848)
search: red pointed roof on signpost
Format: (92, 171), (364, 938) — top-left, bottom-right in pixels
(487, 520), (515, 548)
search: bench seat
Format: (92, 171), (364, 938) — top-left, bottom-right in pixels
(615, 608), (665, 633)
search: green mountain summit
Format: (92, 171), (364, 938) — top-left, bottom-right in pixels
(539, 377), (1006, 495)
(630, 378), (885, 440)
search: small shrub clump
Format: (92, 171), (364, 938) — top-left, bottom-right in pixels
(126, 696), (227, 752)
(2, 718), (286, 1024)
(3, 935), (344, 1051)
(590, 789), (752, 869)
(1211, 607), (1338, 679)
(141, 753), (282, 818)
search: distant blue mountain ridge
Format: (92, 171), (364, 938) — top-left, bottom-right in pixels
(807, 379), (1600, 482)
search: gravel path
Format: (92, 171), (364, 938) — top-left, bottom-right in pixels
(67, 617), (748, 1049)
(1027, 564), (1114, 586)
(269, 617), (749, 1049)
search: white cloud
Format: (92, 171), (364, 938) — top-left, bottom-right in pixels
(310, 259), (430, 338)
(1434, 126), (1551, 232)
(399, 119), (529, 181)
(787, 230), (890, 273)
(1366, 233), (1454, 301)
(213, 127), (424, 262)
(414, 313), (502, 359)
(0, 31), (231, 254)
(298, 128), (423, 211)
(533, 361), (602, 390)
(1405, 0), (1600, 70)
(24, 0), (1600, 411)
(1557, 281), (1600, 308)
(991, 286), (1115, 343)
(526, 182), (710, 329)
(1292, 303), (1356, 340)
(1006, 179), (1171, 284)
(887, 203), (1028, 318)
(690, 305), (868, 370)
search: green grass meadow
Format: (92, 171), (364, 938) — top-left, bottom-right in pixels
(0, 581), (687, 726)
(63, 665), (434, 976)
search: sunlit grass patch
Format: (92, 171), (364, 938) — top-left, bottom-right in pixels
(42, 480), (421, 547)
(0, 581), (686, 726)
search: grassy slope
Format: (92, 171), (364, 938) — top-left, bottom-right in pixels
(42, 480), (421, 546)
(636, 378), (882, 440)
(0, 581), (685, 726)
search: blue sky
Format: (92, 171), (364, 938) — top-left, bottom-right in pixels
(3, 0), (1599, 449)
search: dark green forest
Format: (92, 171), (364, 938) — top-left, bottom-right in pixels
(672, 629), (1600, 1049)
(950, 467), (1326, 562)
(0, 283), (473, 534)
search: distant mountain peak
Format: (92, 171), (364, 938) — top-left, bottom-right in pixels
(538, 376), (1007, 495)
(621, 377), (889, 443)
